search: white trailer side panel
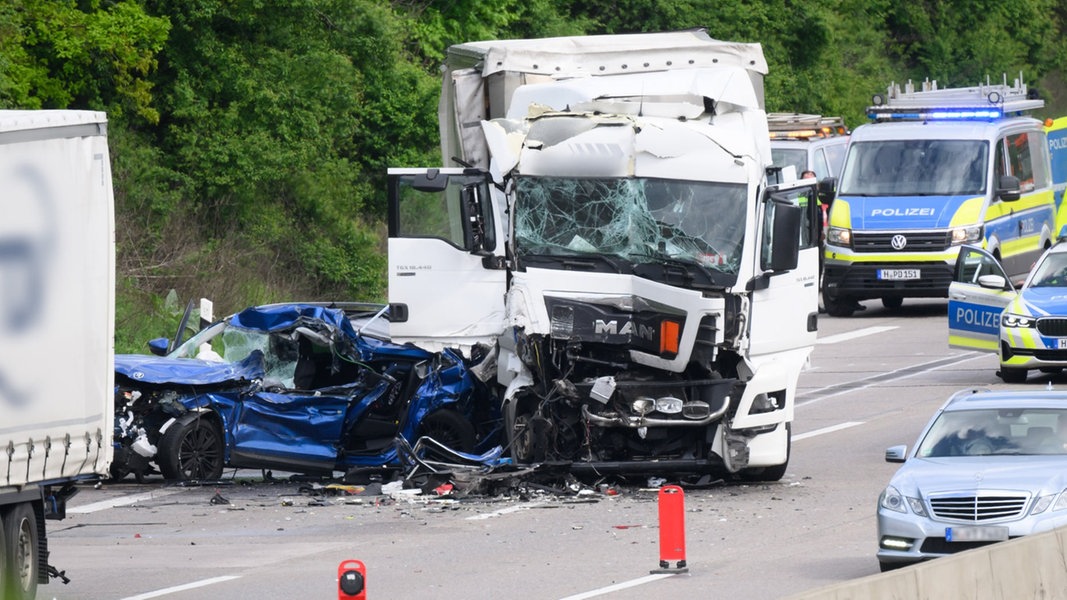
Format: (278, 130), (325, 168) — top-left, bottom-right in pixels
(0, 110), (115, 488)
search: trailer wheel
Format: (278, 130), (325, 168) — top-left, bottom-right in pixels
(2, 503), (39, 600)
(158, 413), (225, 481)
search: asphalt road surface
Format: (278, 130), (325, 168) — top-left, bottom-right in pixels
(40, 298), (1031, 600)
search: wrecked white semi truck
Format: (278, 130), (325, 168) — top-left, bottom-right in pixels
(0, 110), (115, 599)
(386, 29), (822, 479)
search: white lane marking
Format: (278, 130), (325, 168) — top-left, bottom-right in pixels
(793, 421), (864, 441)
(817, 326), (897, 345)
(559, 573), (677, 599)
(68, 488), (187, 514)
(797, 352), (985, 408)
(466, 500), (547, 520)
(118, 575), (242, 600)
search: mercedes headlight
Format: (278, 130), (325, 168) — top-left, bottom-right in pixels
(879, 486), (927, 516)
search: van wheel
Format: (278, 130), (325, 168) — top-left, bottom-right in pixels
(2, 503), (39, 600)
(823, 293), (856, 317)
(998, 367), (1028, 384)
(881, 297), (903, 310)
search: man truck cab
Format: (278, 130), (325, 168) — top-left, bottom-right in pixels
(822, 77), (1055, 317)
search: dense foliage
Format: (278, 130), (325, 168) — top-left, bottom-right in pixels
(1, 0), (1065, 351)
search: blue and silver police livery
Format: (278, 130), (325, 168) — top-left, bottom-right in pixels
(948, 240), (1067, 383)
(824, 77), (1057, 317)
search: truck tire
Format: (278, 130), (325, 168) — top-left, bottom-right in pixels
(417, 410), (475, 453)
(158, 413), (225, 481)
(2, 503), (39, 600)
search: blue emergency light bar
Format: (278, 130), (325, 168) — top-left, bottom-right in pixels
(867, 108), (1004, 122)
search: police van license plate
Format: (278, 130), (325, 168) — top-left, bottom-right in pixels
(944, 526), (1008, 542)
(878, 269), (920, 280)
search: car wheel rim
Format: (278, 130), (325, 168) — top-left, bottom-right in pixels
(180, 424), (221, 478)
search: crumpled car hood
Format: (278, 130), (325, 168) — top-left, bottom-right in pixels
(115, 352), (264, 385)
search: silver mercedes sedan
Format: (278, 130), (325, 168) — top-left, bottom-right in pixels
(877, 388), (1067, 571)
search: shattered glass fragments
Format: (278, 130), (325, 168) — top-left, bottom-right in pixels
(514, 176), (746, 273)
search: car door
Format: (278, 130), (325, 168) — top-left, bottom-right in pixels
(947, 245), (1017, 351)
(228, 389), (350, 474)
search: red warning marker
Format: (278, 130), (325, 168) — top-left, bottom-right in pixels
(338, 559), (367, 599)
(651, 485), (688, 574)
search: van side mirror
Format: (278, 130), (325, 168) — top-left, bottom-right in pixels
(997, 175), (1021, 202)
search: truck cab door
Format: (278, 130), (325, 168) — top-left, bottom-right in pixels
(387, 168), (507, 354)
(947, 245), (1016, 351)
(748, 184), (821, 358)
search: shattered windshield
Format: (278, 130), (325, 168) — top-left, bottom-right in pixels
(170, 321), (300, 387)
(840, 140), (988, 196)
(513, 176), (747, 274)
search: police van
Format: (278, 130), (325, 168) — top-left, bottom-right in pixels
(822, 77), (1056, 317)
(768, 113), (850, 180)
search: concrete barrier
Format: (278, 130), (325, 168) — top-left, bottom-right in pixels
(788, 527), (1067, 599)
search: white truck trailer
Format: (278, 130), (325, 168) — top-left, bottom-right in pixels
(0, 110), (114, 599)
(387, 29), (824, 479)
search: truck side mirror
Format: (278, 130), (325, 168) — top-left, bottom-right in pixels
(461, 184), (494, 255)
(767, 201), (801, 272)
(997, 175), (1021, 202)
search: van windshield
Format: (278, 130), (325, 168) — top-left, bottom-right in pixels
(840, 140), (988, 196)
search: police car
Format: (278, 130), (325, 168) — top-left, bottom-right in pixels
(948, 239), (1067, 382)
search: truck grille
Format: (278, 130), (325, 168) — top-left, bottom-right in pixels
(928, 494), (1028, 521)
(1037, 318), (1067, 337)
(852, 231), (952, 253)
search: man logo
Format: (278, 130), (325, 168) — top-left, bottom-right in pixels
(891, 234), (908, 250)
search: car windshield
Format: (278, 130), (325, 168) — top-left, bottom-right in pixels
(916, 408), (1067, 457)
(513, 176), (748, 274)
(1028, 251), (1067, 288)
(840, 140), (988, 196)
(169, 320), (301, 387)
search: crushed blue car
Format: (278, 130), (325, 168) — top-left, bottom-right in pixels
(111, 302), (500, 482)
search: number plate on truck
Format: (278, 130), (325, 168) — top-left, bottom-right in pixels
(944, 526), (1009, 542)
(878, 269), (920, 280)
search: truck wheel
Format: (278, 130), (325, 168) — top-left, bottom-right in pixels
(158, 414), (225, 481)
(997, 367), (1028, 384)
(823, 293), (856, 317)
(417, 410), (475, 453)
(2, 503), (39, 600)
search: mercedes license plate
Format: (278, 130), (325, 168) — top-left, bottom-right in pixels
(945, 526), (1009, 542)
(878, 269), (921, 281)
(1059, 339), (1067, 350)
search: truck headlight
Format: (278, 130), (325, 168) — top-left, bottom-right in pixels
(950, 225), (982, 245)
(827, 226), (851, 246)
(1002, 312), (1036, 328)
